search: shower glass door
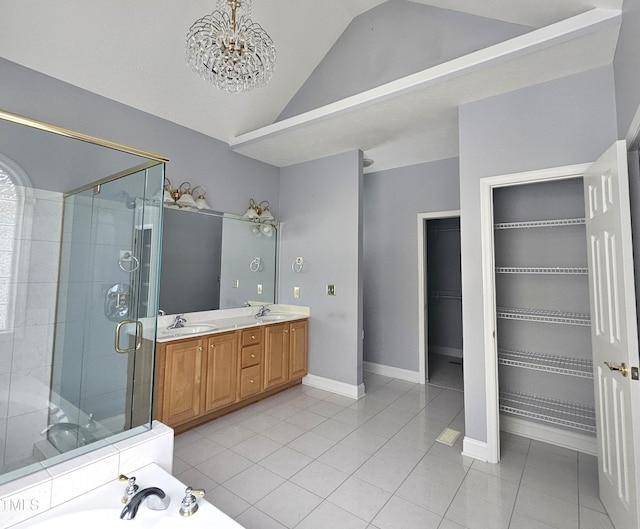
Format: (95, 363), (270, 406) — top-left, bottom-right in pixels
(48, 163), (163, 454)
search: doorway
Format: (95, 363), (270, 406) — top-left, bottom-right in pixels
(417, 210), (462, 389)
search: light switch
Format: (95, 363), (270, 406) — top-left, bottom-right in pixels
(233, 279), (239, 288)
(257, 284), (263, 294)
(294, 286), (300, 298)
(326, 284), (336, 296)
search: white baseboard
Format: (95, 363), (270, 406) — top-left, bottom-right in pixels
(500, 415), (597, 456)
(363, 361), (421, 383)
(302, 374), (365, 400)
(428, 346), (463, 359)
(462, 437), (491, 462)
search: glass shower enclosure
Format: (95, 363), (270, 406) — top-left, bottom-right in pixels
(47, 167), (163, 453)
(0, 110), (166, 484)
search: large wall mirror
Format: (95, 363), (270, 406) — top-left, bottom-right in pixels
(160, 206), (278, 314)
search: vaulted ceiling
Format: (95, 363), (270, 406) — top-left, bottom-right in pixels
(0, 0), (624, 172)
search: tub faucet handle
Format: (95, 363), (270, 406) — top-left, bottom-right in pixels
(179, 486), (205, 517)
(121, 476), (139, 504)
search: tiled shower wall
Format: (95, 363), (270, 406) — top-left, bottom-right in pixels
(0, 187), (63, 472)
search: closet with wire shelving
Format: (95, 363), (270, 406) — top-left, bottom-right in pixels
(426, 217), (463, 388)
(493, 177), (596, 453)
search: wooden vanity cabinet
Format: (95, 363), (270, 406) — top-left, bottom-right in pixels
(238, 328), (263, 400)
(154, 318), (308, 432)
(159, 338), (204, 425)
(264, 323), (289, 390)
(289, 319), (308, 380)
(204, 331), (238, 412)
(264, 319), (309, 390)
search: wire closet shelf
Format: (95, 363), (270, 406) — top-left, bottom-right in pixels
(499, 391), (596, 434)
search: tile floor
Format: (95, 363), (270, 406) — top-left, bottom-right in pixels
(172, 372), (614, 529)
(427, 353), (464, 391)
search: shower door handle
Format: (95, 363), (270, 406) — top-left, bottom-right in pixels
(115, 319), (143, 354)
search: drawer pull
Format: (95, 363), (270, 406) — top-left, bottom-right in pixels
(251, 354), (256, 358)
(250, 379), (255, 384)
(211, 344), (215, 349)
(198, 346), (203, 351)
(251, 335), (256, 340)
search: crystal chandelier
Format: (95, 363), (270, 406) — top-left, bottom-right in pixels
(186, 0), (276, 93)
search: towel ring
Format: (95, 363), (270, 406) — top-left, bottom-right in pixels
(292, 257), (304, 273)
(250, 257), (262, 272)
(119, 252), (140, 273)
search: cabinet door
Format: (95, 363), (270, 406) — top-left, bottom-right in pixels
(162, 338), (203, 426)
(264, 323), (289, 389)
(289, 320), (308, 380)
(204, 332), (238, 412)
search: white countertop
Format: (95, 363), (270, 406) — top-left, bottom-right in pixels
(154, 304), (310, 343)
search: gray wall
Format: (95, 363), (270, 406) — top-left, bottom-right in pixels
(613, 0), (640, 140)
(458, 65), (618, 443)
(614, 2), (640, 350)
(363, 158), (460, 372)
(0, 58), (280, 214)
(278, 0), (530, 120)
(279, 151), (363, 387)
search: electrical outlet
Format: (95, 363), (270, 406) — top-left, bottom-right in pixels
(233, 279), (239, 288)
(326, 284), (336, 296)
(294, 286), (300, 298)
(257, 284), (263, 295)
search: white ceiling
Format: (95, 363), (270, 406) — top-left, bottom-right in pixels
(0, 0), (624, 172)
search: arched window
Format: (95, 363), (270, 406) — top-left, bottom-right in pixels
(0, 154), (27, 333)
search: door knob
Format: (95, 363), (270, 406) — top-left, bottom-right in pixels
(604, 361), (629, 377)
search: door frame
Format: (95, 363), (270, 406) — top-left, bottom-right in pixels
(479, 163), (591, 463)
(417, 209), (461, 384)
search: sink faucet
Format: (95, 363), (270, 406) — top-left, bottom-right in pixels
(120, 487), (170, 520)
(167, 314), (186, 329)
(255, 305), (270, 318)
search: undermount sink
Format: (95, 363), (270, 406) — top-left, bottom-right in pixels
(160, 323), (217, 336)
(257, 314), (289, 322)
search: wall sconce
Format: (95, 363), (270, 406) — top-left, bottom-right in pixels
(164, 178), (211, 210)
(242, 199), (278, 237)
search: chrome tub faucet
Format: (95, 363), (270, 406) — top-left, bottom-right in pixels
(120, 487), (170, 520)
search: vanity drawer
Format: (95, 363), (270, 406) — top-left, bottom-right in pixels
(241, 344), (262, 368)
(239, 365), (262, 399)
(242, 328), (262, 346)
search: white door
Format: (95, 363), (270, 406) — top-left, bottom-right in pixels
(584, 141), (640, 529)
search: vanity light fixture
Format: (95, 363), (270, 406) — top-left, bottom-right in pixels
(176, 184), (197, 208)
(186, 0), (276, 93)
(192, 186), (211, 210)
(242, 198), (278, 237)
(164, 179), (210, 209)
